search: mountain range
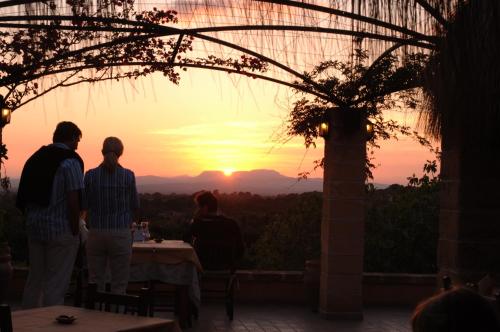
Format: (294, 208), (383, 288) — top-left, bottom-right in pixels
(9, 169), (387, 195)
(135, 169), (323, 195)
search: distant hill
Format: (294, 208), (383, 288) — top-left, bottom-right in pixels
(135, 169), (323, 195)
(8, 169), (388, 195)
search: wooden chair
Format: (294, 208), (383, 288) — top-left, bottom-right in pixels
(0, 304), (12, 332)
(196, 240), (241, 321)
(85, 283), (149, 316)
(141, 280), (176, 317)
(187, 215), (244, 322)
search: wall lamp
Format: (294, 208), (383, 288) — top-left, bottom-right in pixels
(0, 95), (11, 128)
(318, 116), (375, 141)
(318, 121), (329, 138)
(366, 121), (374, 140)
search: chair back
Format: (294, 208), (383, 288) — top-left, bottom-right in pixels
(191, 216), (243, 321)
(0, 304), (12, 332)
(85, 283), (149, 316)
(196, 241), (238, 271)
(193, 216), (243, 272)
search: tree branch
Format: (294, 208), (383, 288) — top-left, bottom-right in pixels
(169, 34), (184, 66)
(349, 82), (422, 107)
(12, 61), (332, 104)
(14, 71), (79, 110)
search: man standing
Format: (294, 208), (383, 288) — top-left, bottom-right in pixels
(16, 121), (84, 308)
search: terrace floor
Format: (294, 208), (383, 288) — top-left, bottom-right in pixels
(8, 301), (413, 331)
(160, 303), (413, 332)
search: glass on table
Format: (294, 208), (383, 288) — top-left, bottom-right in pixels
(141, 221), (150, 242)
(132, 222), (146, 242)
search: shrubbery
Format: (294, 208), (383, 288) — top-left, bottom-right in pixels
(1, 173), (439, 273)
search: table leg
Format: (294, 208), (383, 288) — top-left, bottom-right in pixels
(176, 285), (191, 328)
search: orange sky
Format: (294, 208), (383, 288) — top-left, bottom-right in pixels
(2, 70), (436, 185)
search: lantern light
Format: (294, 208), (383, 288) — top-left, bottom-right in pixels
(0, 95), (10, 128)
(366, 121), (374, 140)
(1, 107), (10, 128)
(318, 122), (329, 138)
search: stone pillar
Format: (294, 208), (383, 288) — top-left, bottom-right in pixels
(319, 109), (366, 320)
(438, 126), (500, 285)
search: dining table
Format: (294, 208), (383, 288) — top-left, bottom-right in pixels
(11, 305), (181, 332)
(129, 240), (203, 328)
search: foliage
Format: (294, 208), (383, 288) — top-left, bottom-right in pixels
(407, 159), (439, 188)
(0, 143), (9, 192)
(284, 49), (432, 179)
(3, 183), (439, 273)
(365, 160), (439, 273)
(251, 192), (321, 270)
(0, 193), (27, 260)
(421, 0), (500, 148)
(139, 186), (439, 272)
(0, 209), (5, 242)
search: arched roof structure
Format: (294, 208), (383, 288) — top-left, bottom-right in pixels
(0, 0), (460, 111)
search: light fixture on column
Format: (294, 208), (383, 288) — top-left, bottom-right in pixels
(0, 95), (10, 128)
(318, 121), (329, 138)
(366, 120), (374, 140)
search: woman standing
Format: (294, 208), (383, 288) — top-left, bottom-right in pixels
(83, 137), (139, 293)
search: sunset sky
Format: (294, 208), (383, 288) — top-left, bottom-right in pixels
(3, 69), (435, 185)
(0, 0), (440, 187)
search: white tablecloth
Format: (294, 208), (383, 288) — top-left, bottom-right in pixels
(129, 262), (201, 308)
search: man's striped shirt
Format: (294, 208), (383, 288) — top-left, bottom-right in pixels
(25, 143), (84, 241)
(83, 165), (139, 231)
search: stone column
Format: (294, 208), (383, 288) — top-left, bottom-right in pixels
(438, 126), (500, 285)
(319, 109), (366, 320)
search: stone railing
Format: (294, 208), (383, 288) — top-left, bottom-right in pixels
(8, 268), (437, 307)
(204, 270), (437, 306)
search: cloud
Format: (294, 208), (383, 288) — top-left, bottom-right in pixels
(150, 120), (278, 136)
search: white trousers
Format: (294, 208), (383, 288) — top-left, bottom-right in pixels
(22, 234), (79, 308)
(86, 229), (132, 294)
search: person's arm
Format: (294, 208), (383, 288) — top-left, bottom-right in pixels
(67, 189), (80, 236)
(81, 172), (89, 221)
(130, 172), (140, 225)
(63, 158), (84, 236)
(183, 218), (197, 244)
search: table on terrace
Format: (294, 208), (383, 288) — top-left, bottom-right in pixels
(11, 305), (181, 332)
(130, 240), (202, 327)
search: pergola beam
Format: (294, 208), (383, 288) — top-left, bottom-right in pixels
(415, 0), (449, 28)
(9, 60), (332, 102)
(251, 0), (437, 43)
(0, 15), (436, 49)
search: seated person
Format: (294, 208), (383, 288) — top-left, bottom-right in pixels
(412, 287), (500, 332)
(184, 191), (244, 270)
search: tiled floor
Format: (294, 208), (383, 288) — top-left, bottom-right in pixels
(9, 299), (413, 331)
(165, 303), (413, 332)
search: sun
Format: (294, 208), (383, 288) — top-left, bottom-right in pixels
(223, 168), (234, 176)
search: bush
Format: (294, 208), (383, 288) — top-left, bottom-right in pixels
(0, 193), (28, 262)
(364, 182), (439, 273)
(0, 182), (439, 273)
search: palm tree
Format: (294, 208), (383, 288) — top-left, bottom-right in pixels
(421, 0), (500, 284)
